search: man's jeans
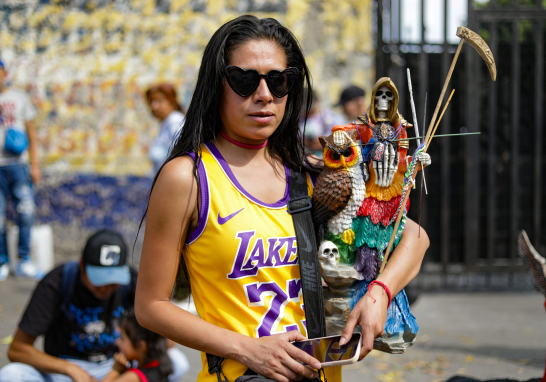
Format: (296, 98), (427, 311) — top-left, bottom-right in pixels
(0, 347), (190, 382)
(0, 164), (34, 266)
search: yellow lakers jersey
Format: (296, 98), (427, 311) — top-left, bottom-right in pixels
(183, 143), (341, 382)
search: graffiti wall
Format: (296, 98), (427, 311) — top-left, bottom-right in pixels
(0, 0), (375, 260)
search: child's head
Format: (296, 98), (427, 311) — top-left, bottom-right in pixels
(117, 309), (173, 378)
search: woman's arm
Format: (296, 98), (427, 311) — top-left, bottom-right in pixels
(340, 218), (429, 359)
(135, 157), (321, 382)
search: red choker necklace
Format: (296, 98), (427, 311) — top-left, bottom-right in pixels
(220, 130), (268, 149)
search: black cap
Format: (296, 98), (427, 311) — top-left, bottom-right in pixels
(82, 230), (130, 286)
(337, 85), (365, 106)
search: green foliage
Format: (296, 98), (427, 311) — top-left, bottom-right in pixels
(325, 231), (356, 265)
(519, 20), (535, 43)
(498, 22), (513, 43)
(473, 0), (490, 10)
(480, 25), (490, 42)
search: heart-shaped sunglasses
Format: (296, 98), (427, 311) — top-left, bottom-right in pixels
(225, 65), (299, 98)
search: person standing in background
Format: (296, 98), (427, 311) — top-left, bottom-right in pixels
(145, 84), (185, 174)
(299, 89), (344, 159)
(337, 85), (367, 123)
(0, 58), (41, 281)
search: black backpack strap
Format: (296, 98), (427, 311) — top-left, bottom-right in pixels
(287, 169), (326, 339)
(207, 353), (228, 382)
(60, 261), (80, 321)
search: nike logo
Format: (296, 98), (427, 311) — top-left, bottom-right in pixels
(296, 222), (313, 253)
(301, 260), (318, 292)
(218, 208), (244, 225)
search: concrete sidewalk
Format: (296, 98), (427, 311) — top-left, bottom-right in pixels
(1, 277), (544, 382)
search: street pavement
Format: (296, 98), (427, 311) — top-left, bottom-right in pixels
(0, 276), (544, 382)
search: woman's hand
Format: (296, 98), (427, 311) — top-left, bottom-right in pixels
(235, 331), (321, 382)
(340, 284), (389, 361)
(339, 218), (428, 361)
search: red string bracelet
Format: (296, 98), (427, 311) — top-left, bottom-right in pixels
(368, 280), (392, 308)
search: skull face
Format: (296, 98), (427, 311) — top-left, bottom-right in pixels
(375, 86), (394, 111)
(319, 241), (339, 266)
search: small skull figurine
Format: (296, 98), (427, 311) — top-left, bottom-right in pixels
(375, 86), (394, 112)
(318, 241), (339, 267)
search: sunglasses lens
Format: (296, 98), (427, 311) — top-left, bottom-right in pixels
(268, 70), (296, 98)
(226, 67), (259, 97)
(226, 67), (298, 98)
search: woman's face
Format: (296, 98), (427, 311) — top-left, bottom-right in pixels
(219, 39), (288, 143)
(149, 91), (176, 121)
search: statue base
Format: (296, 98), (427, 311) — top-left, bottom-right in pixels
(321, 263), (416, 354)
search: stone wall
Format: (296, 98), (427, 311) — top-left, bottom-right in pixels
(0, 0), (376, 259)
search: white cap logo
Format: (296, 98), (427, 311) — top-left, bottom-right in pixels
(100, 245), (121, 266)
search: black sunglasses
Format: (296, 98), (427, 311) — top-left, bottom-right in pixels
(225, 65), (299, 98)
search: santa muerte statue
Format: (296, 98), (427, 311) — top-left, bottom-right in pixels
(312, 77), (430, 353)
(310, 26), (497, 354)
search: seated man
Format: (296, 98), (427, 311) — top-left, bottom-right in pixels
(0, 229), (189, 382)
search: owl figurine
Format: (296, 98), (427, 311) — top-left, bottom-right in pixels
(313, 78), (429, 353)
(312, 128), (366, 257)
(312, 127), (369, 341)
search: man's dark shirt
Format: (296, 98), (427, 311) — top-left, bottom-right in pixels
(19, 264), (137, 362)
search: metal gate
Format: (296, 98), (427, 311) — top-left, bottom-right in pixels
(375, 0), (546, 287)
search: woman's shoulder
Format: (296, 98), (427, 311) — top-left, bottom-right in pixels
(154, 156), (198, 195)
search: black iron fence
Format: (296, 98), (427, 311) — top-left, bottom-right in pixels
(375, 0), (546, 287)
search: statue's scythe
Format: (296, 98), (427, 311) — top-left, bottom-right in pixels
(379, 26), (497, 273)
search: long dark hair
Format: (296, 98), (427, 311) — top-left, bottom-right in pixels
(121, 309), (173, 379)
(139, 15), (317, 295)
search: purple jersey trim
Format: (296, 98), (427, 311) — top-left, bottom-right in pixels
(308, 173), (317, 188)
(186, 152), (210, 245)
(205, 142), (290, 209)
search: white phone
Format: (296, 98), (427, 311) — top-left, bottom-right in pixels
(292, 333), (362, 368)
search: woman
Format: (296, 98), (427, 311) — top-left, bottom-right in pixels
(146, 84), (185, 174)
(135, 15), (429, 382)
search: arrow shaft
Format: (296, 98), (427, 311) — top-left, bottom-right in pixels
(407, 69), (421, 146)
(425, 89), (456, 151)
(380, 90), (460, 273)
(424, 38), (465, 144)
(391, 132), (480, 142)
(379, 175), (414, 273)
